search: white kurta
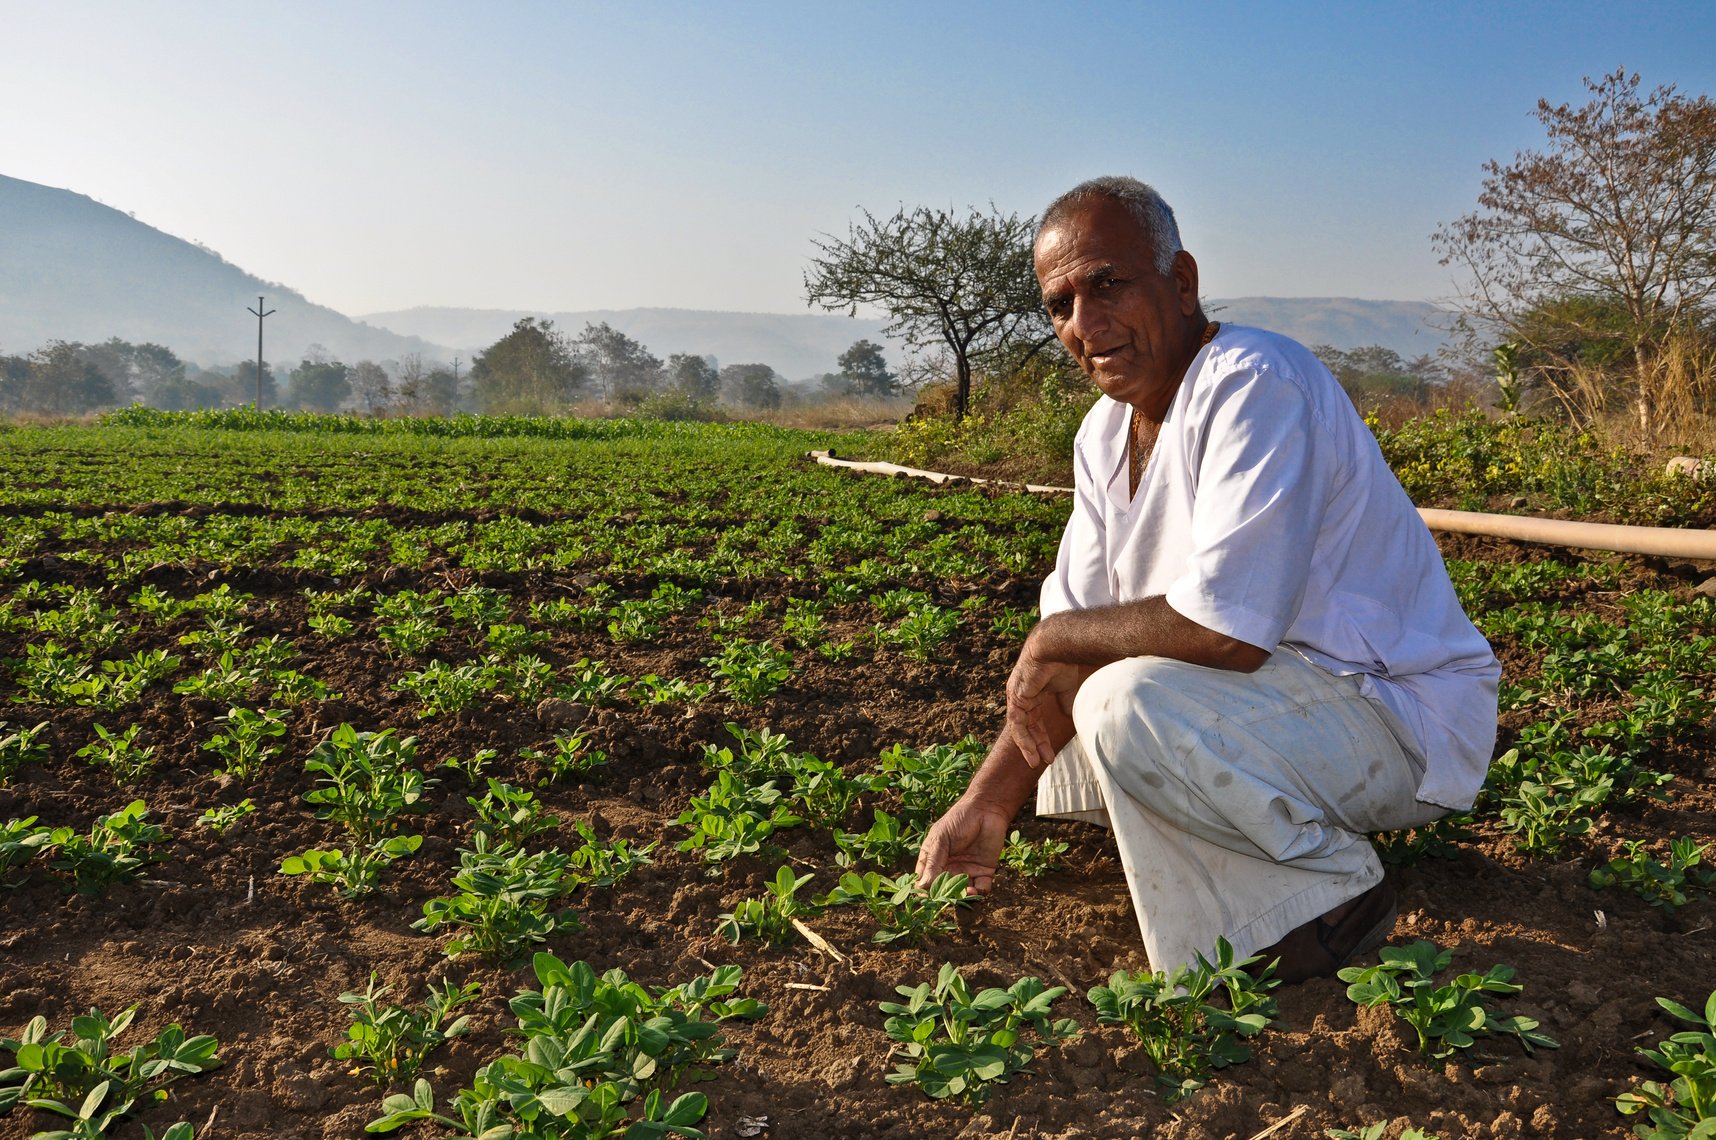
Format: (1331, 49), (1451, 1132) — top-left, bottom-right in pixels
(1040, 325), (1499, 811)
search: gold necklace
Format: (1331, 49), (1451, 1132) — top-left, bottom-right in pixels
(1129, 321), (1220, 497)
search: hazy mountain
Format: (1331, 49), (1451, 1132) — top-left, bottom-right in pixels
(358, 306), (901, 381)
(0, 173), (446, 366)
(1, 171), (1454, 379)
(1209, 296), (1453, 359)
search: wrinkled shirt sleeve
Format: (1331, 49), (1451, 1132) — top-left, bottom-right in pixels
(1164, 364), (1338, 651)
(1041, 419), (1118, 618)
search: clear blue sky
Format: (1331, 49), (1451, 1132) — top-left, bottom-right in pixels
(4, 1), (1714, 317)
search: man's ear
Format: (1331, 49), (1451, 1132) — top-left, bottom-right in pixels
(1172, 250), (1200, 315)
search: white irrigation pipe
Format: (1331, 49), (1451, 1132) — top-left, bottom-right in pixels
(807, 450), (1716, 561)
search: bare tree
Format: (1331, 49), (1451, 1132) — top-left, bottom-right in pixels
(395, 352), (427, 413)
(1434, 70), (1716, 438)
(804, 204), (1051, 420)
(349, 360), (393, 415)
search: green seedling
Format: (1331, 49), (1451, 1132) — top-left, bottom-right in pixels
(484, 652), (555, 702)
(176, 615), (250, 657)
(445, 585), (511, 630)
(882, 963), (1077, 1106)
(989, 605), (1036, 641)
(303, 725), (430, 842)
(413, 838), (581, 962)
(558, 657), (630, 705)
(1328, 1125), (1443, 1140)
(873, 604), (960, 660)
(676, 772), (803, 866)
(438, 748), (498, 785)
(484, 622), (542, 656)
(1338, 940), (1558, 1061)
(333, 973), (479, 1087)
(716, 864), (817, 945)
(632, 674), (714, 705)
(0, 720), (50, 783)
(189, 583), (251, 619)
(563, 820), (655, 888)
(1000, 830), (1068, 878)
(270, 668), (337, 704)
(702, 638), (793, 704)
(1089, 937), (1279, 1104)
(469, 779), (561, 849)
(527, 596), (581, 628)
(195, 799), (255, 834)
(870, 587), (931, 619)
(171, 650), (265, 703)
(76, 723), (157, 783)
(1590, 837), (1716, 911)
(833, 809), (916, 869)
(1497, 775), (1609, 856)
(786, 754), (870, 828)
(0, 816), (52, 884)
(879, 737), (983, 827)
(281, 834), (423, 898)
(817, 638), (857, 661)
(46, 799), (170, 895)
(201, 706), (290, 780)
(307, 611), (356, 639)
(128, 584), (194, 622)
(520, 729), (609, 784)
(699, 723), (798, 780)
(1615, 989), (1716, 1137)
(781, 599), (828, 649)
(94, 649), (181, 708)
(0, 1004), (220, 1133)
(1372, 814), (1473, 866)
(817, 870), (973, 944)
(376, 614), (443, 657)
(367, 954), (761, 1137)
(395, 661), (490, 716)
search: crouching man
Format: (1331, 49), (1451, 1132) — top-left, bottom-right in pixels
(915, 176), (1498, 982)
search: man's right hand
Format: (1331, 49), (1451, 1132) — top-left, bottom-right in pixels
(915, 795), (1014, 895)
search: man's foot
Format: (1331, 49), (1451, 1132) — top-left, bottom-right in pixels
(1250, 880), (1398, 985)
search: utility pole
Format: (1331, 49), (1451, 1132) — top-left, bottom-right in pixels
(246, 296), (276, 409)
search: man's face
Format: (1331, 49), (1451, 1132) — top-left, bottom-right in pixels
(1034, 196), (1201, 416)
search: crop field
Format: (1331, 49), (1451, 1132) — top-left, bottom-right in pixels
(0, 409), (1713, 1140)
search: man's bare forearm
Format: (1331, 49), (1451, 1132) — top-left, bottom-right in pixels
(964, 726), (1059, 817)
(1028, 596), (1268, 673)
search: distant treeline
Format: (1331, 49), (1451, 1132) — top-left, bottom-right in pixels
(0, 319), (904, 419)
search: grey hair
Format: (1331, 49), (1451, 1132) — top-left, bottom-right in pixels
(1037, 176), (1183, 275)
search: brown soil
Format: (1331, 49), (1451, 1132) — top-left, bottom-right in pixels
(1, 531), (1713, 1140)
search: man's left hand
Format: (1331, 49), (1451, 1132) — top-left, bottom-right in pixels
(1005, 634), (1090, 769)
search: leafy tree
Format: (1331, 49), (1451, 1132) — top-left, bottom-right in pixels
(146, 372), (224, 411)
(74, 338), (184, 403)
(827, 339), (906, 398)
(7, 341), (118, 415)
(720, 363), (782, 410)
(665, 353), (720, 401)
(804, 204), (1052, 420)
(0, 352), (30, 412)
(1313, 344), (1443, 405)
(471, 318), (586, 415)
(1434, 69), (1716, 438)
(288, 359), (351, 413)
(421, 364), (463, 415)
(576, 322), (663, 404)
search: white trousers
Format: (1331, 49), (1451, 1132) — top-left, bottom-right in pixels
(1037, 648), (1445, 974)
